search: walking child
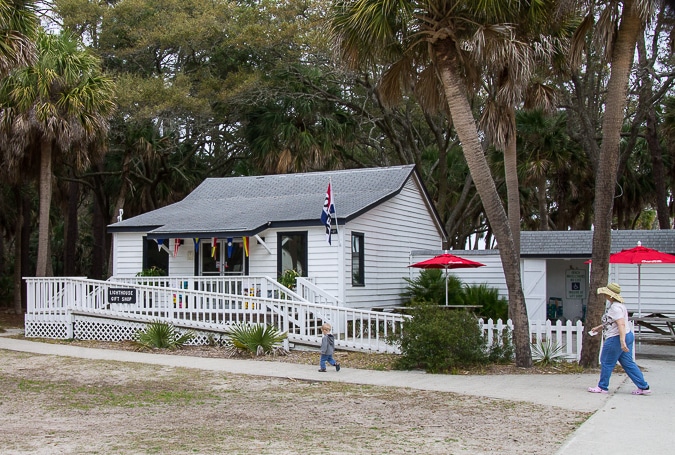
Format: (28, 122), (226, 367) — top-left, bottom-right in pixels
(318, 323), (340, 372)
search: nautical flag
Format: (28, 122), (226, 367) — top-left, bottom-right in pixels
(211, 238), (218, 258)
(227, 238), (233, 259)
(156, 239), (166, 251)
(243, 237), (249, 257)
(321, 182), (336, 244)
(173, 239), (182, 257)
(193, 238), (200, 253)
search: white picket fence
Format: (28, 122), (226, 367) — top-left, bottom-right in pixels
(481, 318), (585, 361)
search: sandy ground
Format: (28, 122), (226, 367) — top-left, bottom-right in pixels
(0, 347), (589, 455)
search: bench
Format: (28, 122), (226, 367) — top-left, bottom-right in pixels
(630, 312), (675, 341)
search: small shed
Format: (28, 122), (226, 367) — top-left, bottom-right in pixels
(108, 165), (447, 309)
(412, 230), (675, 322)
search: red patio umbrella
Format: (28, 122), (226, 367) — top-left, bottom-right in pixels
(609, 242), (675, 345)
(409, 253), (485, 306)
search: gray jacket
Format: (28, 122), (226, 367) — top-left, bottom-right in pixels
(320, 333), (334, 355)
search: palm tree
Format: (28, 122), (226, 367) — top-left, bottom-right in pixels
(578, 0), (657, 367)
(0, 30), (115, 276)
(0, 0), (37, 77)
(480, 0), (575, 253)
(330, 0), (547, 367)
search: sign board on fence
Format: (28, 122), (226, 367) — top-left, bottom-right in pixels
(108, 288), (137, 304)
(565, 269), (586, 299)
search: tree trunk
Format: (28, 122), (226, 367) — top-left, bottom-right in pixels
(64, 181), (79, 275)
(12, 188), (24, 314)
(435, 44), (532, 367)
(537, 176), (549, 230)
(36, 140), (54, 277)
(580, 1), (643, 367)
(504, 110), (521, 255)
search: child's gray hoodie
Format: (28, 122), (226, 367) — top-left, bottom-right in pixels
(320, 333), (334, 355)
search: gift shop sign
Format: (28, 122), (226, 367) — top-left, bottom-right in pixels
(108, 288), (137, 304)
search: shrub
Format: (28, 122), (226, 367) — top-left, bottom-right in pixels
(278, 269), (300, 290)
(136, 266), (166, 277)
(134, 321), (194, 350)
(531, 339), (566, 366)
(402, 269), (464, 306)
(463, 283), (509, 321)
(486, 328), (514, 364)
(228, 323), (288, 356)
(392, 301), (487, 373)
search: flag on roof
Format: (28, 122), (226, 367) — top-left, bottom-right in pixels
(321, 182), (336, 244)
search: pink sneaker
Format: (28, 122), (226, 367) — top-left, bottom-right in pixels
(588, 386), (608, 394)
(632, 388), (651, 395)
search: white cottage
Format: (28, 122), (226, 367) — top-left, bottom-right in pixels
(108, 165), (447, 309)
(412, 230), (675, 322)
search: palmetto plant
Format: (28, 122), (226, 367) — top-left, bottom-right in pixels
(134, 321), (194, 350)
(530, 339), (566, 366)
(228, 323), (288, 356)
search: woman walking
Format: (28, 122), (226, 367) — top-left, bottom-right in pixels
(587, 283), (651, 395)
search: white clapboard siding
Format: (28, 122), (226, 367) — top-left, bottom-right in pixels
(344, 179), (443, 308)
(112, 233), (144, 277)
(167, 239), (195, 276)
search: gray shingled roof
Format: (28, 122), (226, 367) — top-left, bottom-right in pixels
(519, 230), (675, 256)
(413, 230), (675, 258)
(108, 165), (437, 239)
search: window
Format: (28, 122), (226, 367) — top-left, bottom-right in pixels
(278, 232), (307, 277)
(143, 237), (169, 275)
(352, 232), (364, 286)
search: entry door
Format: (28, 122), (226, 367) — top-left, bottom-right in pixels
(200, 239), (245, 275)
(522, 259), (547, 321)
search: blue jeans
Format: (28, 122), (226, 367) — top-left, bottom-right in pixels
(598, 331), (649, 391)
(320, 354), (337, 370)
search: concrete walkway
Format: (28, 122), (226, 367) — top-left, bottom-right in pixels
(1, 331), (673, 454)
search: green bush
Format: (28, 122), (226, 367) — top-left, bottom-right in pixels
(136, 266), (166, 277)
(228, 323), (288, 356)
(463, 283), (509, 321)
(392, 301), (488, 373)
(485, 328), (514, 364)
(134, 321), (194, 350)
(278, 269), (300, 290)
(531, 339), (566, 366)
(402, 269), (464, 306)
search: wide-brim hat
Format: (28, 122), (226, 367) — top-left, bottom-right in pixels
(597, 282), (624, 303)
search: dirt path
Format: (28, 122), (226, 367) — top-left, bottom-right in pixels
(0, 348), (588, 455)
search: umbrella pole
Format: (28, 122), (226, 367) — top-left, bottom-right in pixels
(445, 268), (448, 306)
(637, 264), (642, 352)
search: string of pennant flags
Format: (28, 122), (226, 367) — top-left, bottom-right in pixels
(155, 181), (337, 257)
(156, 237), (250, 258)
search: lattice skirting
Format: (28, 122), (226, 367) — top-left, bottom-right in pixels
(26, 315), (228, 345)
(25, 321), (69, 339)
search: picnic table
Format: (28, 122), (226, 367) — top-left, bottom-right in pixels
(629, 310), (675, 341)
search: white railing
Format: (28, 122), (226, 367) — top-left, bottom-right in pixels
(108, 275), (302, 304)
(481, 318), (585, 361)
(24, 276), (407, 353)
(295, 277), (341, 306)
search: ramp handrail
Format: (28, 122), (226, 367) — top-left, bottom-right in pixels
(25, 277), (407, 353)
